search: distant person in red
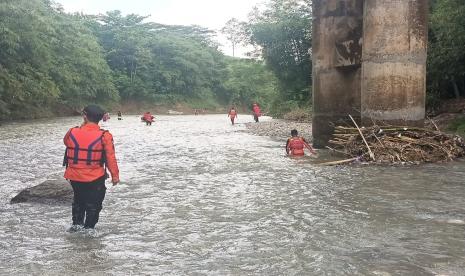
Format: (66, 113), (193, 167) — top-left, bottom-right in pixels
(286, 129), (317, 156)
(252, 103), (261, 123)
(142, 112), (154, 126)
(228, 107), (238, 125)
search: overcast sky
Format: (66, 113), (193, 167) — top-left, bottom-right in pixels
(54, 0), (264, 57)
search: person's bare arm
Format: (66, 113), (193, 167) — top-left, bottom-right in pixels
(303, 138), (317, 155)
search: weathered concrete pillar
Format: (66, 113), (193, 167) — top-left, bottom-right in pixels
(361, 0), (428, 126)
(312, 0), (364, 147)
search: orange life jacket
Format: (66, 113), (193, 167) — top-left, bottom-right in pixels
(143, 113), (154, 122)
(63, 127), (106, 169)
(289, 137), (305, 156)
(253, 106), (261, 116)
(229, 110), (237, 116)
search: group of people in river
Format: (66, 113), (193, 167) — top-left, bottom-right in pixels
(227, 103), (261, 125)
(62, 104), (316, 231)
(228, 103), (316, 157)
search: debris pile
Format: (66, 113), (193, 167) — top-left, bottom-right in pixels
(328, 120), (465, 164)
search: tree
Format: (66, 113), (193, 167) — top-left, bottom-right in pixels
(0, 0), (117, 119)
(427, 0), (465, 107)
(244, 0), (312, 114)
(221, 18), (245, 57)
(0, 1), (281, 120)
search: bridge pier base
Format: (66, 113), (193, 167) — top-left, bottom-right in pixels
(312, 0), (428, 147)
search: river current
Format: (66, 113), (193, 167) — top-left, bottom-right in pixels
(0, 115), (464, 275)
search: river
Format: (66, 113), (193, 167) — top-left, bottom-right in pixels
(0, 115), (464, 275)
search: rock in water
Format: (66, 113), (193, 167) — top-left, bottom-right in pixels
(11, 179), (73, 204)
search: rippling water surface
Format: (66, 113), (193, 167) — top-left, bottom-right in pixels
(1, 115), (465, 275)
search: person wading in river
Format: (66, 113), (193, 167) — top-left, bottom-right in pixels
(142, 111), (155, 126)
(228, 106), (238, 125)
(286, 129), (317, 157)
(252, 103), (261, 123)
(63, 105), (120, 231)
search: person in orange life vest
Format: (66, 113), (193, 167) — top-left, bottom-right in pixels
(228, 107), (238, 125)
(63, 105), (119, 231)
(252, 103), (261, 123)
(286, 129), (317, 156)
(142, 111), (154, 126)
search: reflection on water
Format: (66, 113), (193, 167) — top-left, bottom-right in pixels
(0, 115), (465, 275)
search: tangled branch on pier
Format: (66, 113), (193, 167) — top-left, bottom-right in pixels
(328, 119), (465, 164)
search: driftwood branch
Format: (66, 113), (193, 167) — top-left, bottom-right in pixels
(349, 114), (375, 161)
(318, 158), (358, 166)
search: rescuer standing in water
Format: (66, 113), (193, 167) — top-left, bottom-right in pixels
(252, 103), (261, 123)
(228, 106), (238, 125)
(142, 111), (155, 126)
(63, 105), (120, 231)
(286, 129), (317, 156)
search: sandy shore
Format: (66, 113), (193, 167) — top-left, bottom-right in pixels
(245, 119), (312, 141)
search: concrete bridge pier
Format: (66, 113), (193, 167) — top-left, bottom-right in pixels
(361, 0), (429, 126)
(312, 0), (364, 148)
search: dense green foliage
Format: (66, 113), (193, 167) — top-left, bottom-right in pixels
(2, 0), (464, 121)
(0, 0), (118, 119)
(223, 58), (278, 111)
(0, 0), (277, 120)
(427, 0), (465, 108)
(244, 0), (312, 116)
(88, 11), (228, 104)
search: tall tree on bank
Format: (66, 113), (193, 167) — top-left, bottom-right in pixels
(244, 0), (312, 115)
(221, 18), (244, 57)
(427, 0), (465, 106)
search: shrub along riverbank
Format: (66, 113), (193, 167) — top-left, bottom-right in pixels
(0, 0), (278, 121)
(2, 0), (465, 123)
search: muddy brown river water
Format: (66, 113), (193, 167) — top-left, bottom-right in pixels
(0, 115), (464, 275)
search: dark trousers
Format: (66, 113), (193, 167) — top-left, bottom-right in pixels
(70, 176), (106, 229)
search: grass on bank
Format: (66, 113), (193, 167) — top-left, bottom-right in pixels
(446, 116), (465, 138)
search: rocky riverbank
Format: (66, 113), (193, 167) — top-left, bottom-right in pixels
(246, 120), (312, 141)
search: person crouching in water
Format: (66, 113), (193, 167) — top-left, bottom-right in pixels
(228, 107), (238, 125)
(63, 105), (120, 231)
(286, 129), (317, 156)
(142, 111), (155, 126)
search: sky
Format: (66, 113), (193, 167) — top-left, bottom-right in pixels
(54, 0), (264, 57)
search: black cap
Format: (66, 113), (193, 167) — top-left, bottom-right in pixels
(82, 105), (104, 122)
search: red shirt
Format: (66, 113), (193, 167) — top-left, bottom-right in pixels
(64, 123), (119, 182)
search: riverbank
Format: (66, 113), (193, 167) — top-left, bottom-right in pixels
(245, 119), (312, 141)
(0, 101), (228, 124)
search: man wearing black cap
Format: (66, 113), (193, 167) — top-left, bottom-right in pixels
(63, 104), (120, 231)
